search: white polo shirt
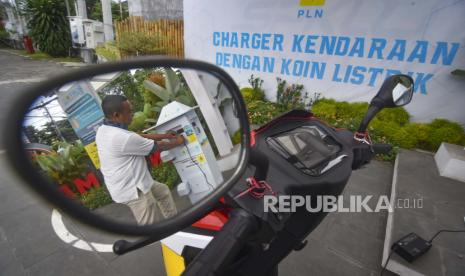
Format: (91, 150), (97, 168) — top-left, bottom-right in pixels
(95, 125), (156, 203)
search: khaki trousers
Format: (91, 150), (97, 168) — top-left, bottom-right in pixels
(126, 181), (178, 225)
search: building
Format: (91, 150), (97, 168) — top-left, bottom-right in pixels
(0, 0), (27, 47)
(128, 0), (182, 20)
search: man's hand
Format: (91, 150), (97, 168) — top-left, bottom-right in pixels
(175, 135), (185, 145)
(165, 130), (177, 139)
(157, 135), (185, 151)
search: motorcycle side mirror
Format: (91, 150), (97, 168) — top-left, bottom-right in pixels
(3, 58), (250, 238)
(357, 74), (414, 133)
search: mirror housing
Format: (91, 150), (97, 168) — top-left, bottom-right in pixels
(3, 57), (250, 237)
(357, 74), (414, 133)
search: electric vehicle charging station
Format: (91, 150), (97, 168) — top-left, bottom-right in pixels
(153, 101), (224, 204)
(68, 16), (105, 63)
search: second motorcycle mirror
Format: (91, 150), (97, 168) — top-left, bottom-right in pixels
(22, 67), (242, 226)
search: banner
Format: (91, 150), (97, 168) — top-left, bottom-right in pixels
(184, 0), (465, 125)
(57, 81), (104, 168)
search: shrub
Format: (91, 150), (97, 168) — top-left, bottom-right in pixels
(144, 68), (196, 114)
(336, 101), (368, 121)
(390, 120), (465, 151)
(311, 98), (338, 121)
(35, 142), (91, 191)
(151, 162), (181, 190)
(248, 74), (265, 97)
(25, 0), (71, 57)
(311, 99), (367, 131)
(244, 90), (465, 161)
(426, 119), (465, 150)
(231, 129), (242, 145)
(392, 125), (420, 149)
(276, 78), (305, 111)
(118, 32), (166, 56)
(95, 42), (121, 61)
(311, 98), (465, 160)
(79, 187), (113, 210)
(241, 87), (264, 102)
(375, 107), (410, 126)
(369, 118), (402, 138)
(246, 100), (281, 125)
(391, 123), (431, 149)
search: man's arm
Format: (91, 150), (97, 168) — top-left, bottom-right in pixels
(140, 131), (176, 141)
(156, 135), (185, 151)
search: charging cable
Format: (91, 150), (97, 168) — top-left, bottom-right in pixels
(427, 229), (465, 243)
(182, 139), (215, 190)
(380, 229), (465, 275)
(380, 250), (395, 276)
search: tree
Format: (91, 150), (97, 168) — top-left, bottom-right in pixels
(88, 0), (129, 22)
(23, 118), (78, 146)
(24, 0), (71, 57)
(55, 119), (79, 142)
(98, 71), (145, 112)
(23, 125), (40, 143)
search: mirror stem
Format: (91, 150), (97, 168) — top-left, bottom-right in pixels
(113, 236), (161, 255)
(357, 105), (380, 133)
(249, 148), (269, 181)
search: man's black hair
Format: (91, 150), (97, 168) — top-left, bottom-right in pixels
(101, 95), (128, 119)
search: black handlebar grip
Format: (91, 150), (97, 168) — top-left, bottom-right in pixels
(372, 144), (393, 154)
(113, 240), (132, 255)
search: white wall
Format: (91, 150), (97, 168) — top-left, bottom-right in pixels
(184, 0), (465, 126)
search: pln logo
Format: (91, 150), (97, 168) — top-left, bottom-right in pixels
(298, 0), (325, 19)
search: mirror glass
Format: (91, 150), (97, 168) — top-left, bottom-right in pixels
(391, 75), (413, 106)
(22, 67), (242, 226)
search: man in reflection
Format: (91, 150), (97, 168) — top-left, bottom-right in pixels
(96, 95), (184, 225)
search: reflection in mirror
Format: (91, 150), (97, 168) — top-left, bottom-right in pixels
(392, 76), (413, 106)
(22, 67), (242, 226)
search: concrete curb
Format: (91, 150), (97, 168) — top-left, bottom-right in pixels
(381, 153), (423, 276)
(0, 49), (86, 68)
(381, 154), (398, 271)
(0, 49), (32, 59)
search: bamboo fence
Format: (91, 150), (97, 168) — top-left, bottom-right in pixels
(115, 16), (184, 58)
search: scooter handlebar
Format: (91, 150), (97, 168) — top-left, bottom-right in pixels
(371, 144), (393, 154)
(183, 209), (259, 276)
(352, 143), (392, 170)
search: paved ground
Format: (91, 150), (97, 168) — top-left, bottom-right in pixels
(0, 50), (167, 276)
(384, 150), (465, 275)
(0, 49), (395, 276)
(281, 160), (395, 276)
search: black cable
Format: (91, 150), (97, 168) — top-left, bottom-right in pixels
(428, 229), (465, 243)
(380, 229), (465, 275)
(380, 250), (394, 276)
(183, 139), (215, 190)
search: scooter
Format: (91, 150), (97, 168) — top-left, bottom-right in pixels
(4, 58), (413, 276)
(114, 74), (415, 276)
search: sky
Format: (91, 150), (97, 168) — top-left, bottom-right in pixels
(23, 95), (67, 131)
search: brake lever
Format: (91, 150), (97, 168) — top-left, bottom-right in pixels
(352, 133), (375, 170)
